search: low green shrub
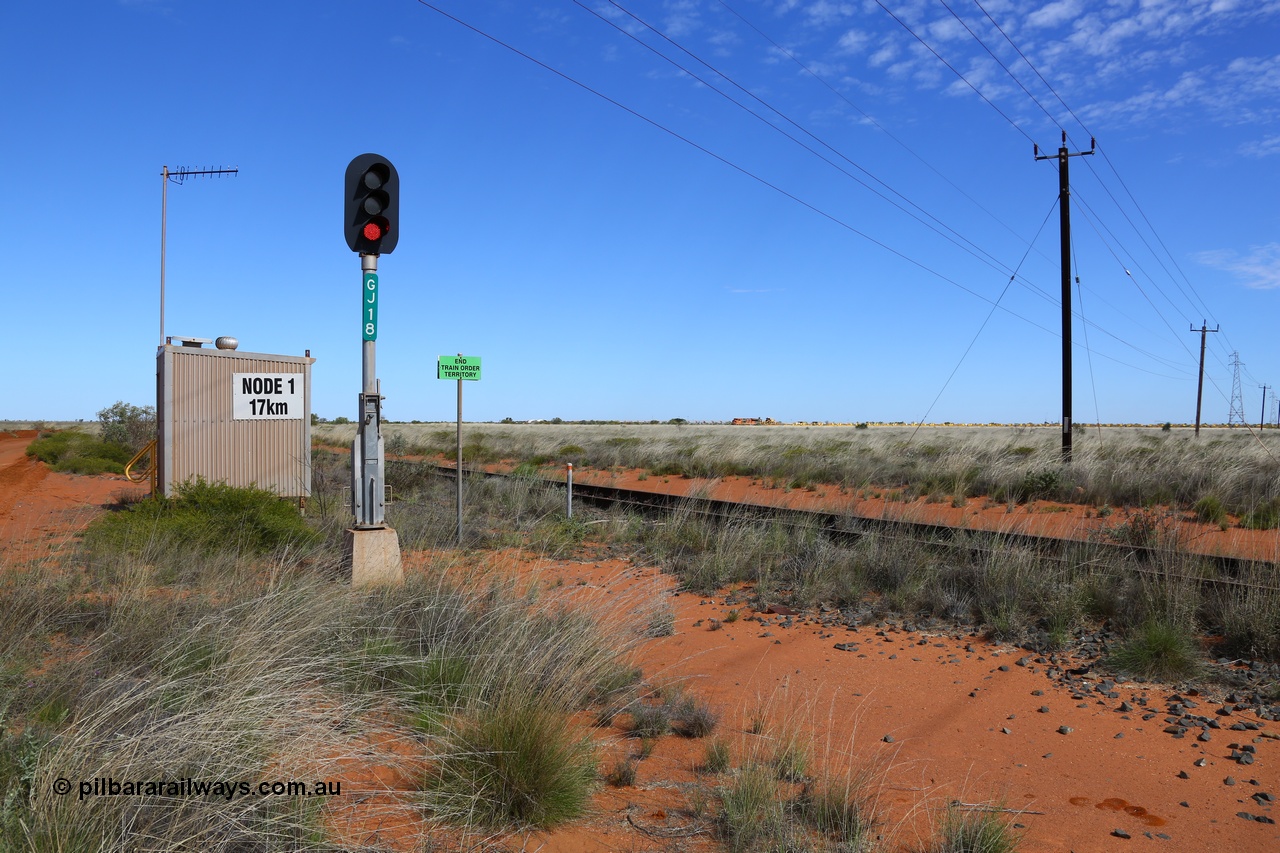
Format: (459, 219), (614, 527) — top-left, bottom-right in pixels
(97, 401), (155, 451)
(25, 431), (133, 475)
(85, 478), (320, 558)
(1193, 495), (1227, 525)
(1019, 469), (1060, 501)
(1241, 498), (1280, 530)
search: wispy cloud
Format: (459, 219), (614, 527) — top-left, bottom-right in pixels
(1196, 243), (1280, 289)
(1083, 54), (1280, 126)
(663, 0), (701, 38)
(1026, 0), (1082, 30)
(835, 28), (870, 55)
(805, 1), (857, 27)
(1241, 134), (1280, 157)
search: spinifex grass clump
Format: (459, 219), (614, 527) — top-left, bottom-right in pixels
(715, 703), (883, 853)
(1241, 497), (1280, 530)
(1206, 563), (1280, 662)
(720, 762), (789, 852)
(1107, 619), (1202, 681)
(426, 696), (598, 829)
(921, 802), (1022, 853)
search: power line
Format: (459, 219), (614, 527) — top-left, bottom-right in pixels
(584, 0), (1043, 304)
(412, 0), (1060, 337)
(712, 0), (1043, 261)
(937, 0), (1061, 128)
(415, 1), (1199, 385)
(599, 0), (1190, 382)
(871, 0), (1044, 148)
(863, 0), (1209, 383)
(908, 199), (1057, 442)
(962, 1), (1226, 355)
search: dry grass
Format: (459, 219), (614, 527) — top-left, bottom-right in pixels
(0, 484), (647, 851)
(317, 422), (1280, 519)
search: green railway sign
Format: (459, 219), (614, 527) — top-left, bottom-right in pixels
(438, 355), (481, 381)
(362, 273), (379, 341)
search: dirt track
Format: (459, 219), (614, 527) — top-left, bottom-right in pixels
(0, 430), (143, 562)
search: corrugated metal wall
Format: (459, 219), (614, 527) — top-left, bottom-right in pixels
(157, 345), (314, 498)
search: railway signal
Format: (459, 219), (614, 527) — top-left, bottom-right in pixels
(344, 153), (399, 255)
(344, 153), (399, 531)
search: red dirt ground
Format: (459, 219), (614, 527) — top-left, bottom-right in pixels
(4, 432), (1278, 852)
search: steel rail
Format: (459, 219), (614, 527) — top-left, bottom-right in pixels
(406, 460), (1280, 594)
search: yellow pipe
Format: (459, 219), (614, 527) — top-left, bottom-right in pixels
(124, 439), (157, 496)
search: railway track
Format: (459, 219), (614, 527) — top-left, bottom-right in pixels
(412, 461), (1280, 593)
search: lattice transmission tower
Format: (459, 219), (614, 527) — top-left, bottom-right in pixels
(1228, 352), (1247, 427)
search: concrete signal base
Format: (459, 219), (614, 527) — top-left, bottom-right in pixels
(344, 527), (404, 588)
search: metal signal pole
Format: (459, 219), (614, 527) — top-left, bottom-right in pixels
(1261, 385), (1271, 432)
(1190, 322), (1220, 436)
(1036, 132), (1093, 463)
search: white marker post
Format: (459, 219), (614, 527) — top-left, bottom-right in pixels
(566, 463), (573, 520)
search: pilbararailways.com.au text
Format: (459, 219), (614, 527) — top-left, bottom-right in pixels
(53, 777), (343, 801)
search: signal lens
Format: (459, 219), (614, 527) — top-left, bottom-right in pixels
(362, 221), (384, 241)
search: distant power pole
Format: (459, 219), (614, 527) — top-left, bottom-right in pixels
(1261, 385), (1271, 431)
(1036, 131), (1094, 463)
(1228, 353), (1246, 427)
(160, 165), (239, 345)
(1189, 322), (1219, 436)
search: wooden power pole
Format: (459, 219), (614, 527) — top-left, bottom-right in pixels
(1036, 132), (1094, 463)
(1190, 321), (1219, 436)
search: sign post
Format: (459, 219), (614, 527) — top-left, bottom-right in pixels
(438, 355), (481, 545)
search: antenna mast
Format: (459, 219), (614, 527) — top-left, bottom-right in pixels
(160, 165), (239, 345)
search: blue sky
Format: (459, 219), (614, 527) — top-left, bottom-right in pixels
(3, 0), (1278, 424)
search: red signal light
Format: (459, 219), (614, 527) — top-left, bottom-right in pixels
(362, 221), (384, 241)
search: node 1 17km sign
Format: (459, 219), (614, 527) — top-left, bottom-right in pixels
(233, 373), (304, 420)
(438, 355), (481, 381)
